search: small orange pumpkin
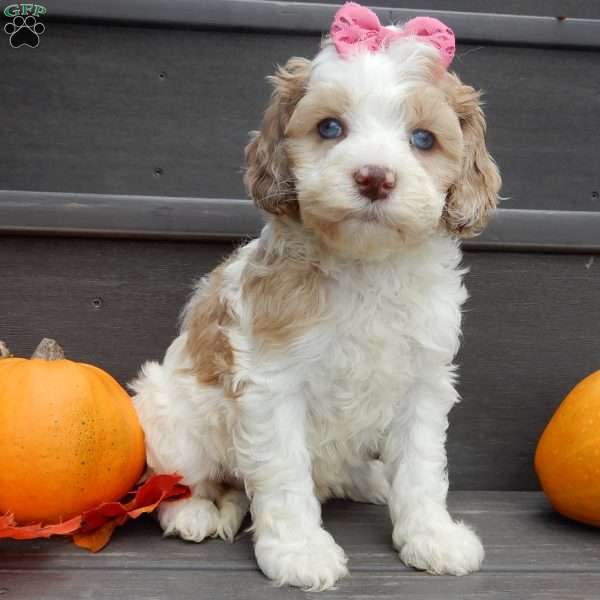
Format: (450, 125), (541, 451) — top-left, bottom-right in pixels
(0, 339), (145, 524)
(535, 370), (600, 526)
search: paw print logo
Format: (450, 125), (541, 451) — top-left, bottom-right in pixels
(4, 15), (45, 48)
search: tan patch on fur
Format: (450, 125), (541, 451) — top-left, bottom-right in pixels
(284, 84), (355, 249)
(242, 223), (326, 349)
(439, 72), (502, 237)
(405, 84), (464, 193)
(285, 83), (353, 248)
(286, 82), (351, 139)
(182, 261), (239, 398)
(244, 57), (312, 217)
(302, 215), (342, 245)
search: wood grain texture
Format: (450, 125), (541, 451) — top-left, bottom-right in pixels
(3, 191), (600, 253)
(2, 236), (599, 490)
(40, 0), (600, 47)
(5, 570), (600, 600)
(4, 190), (600, 253)
(2, 494), (599, 573)
(1, 494), (600, 599)
(274, 0), (600, 19)
(0, 25), (599, 211)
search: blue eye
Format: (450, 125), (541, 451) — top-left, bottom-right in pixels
(318, 118), (344, 139)
(410, 129), (435, 151)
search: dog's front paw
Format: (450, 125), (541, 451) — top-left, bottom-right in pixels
(395, 520), (484, 576)
(255, 528), (348, 591)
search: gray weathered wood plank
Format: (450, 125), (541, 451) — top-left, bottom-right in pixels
(1, 494), (599, 574)
(2, 494), (600, 598)
(0, 25), (599, 211)
(2, 237), (599, 490)
(3, 570), (600, 600)
(2, 191), (600, 254)
(41, 0), (600, 48)
(276, 0), (600, 19)
(2, 569), (600, 600)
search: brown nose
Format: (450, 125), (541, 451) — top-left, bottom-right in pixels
(354, 165), (396, 202)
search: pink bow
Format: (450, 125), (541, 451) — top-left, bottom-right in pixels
(330, 2), (455, 68)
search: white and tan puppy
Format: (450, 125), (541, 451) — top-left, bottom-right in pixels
(132, 3), (500, 591)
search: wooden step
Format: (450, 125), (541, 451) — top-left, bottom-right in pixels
(1, 493), (598, 599)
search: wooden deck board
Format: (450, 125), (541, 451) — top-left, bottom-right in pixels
(2, 570), (600, 600)
(1, 493), (598, 599)
(2, 24), (600, 212)
(4, 237), (600, 492)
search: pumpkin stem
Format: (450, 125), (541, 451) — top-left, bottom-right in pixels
(31, 338), (65, 361)
(0, 340), (11, 358)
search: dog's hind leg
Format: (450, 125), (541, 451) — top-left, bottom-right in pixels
(131, 339), (247, 543)
(158, 481), (249, 543)
(215, 486), (250, 541)
(158, 481), (222, 542)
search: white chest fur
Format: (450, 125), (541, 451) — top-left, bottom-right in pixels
(290, 234), (467, 456)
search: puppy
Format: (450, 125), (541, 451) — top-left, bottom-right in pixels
(132, 3), (500, 591)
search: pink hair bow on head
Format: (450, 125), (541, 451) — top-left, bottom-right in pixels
(330, 2), (455, 68)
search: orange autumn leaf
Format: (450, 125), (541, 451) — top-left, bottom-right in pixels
(73, 473), (190, 551)
(0, 513), (81, 540)
(0, 473), (190, 549)
(78, 473), (190, 532)
(127, 473), (191, 518)
(73, 520), (122, 553)
(78, 501), (131, 533)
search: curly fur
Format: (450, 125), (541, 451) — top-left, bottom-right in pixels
(131, 34), (500, 591)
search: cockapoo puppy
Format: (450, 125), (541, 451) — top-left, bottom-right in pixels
(132, 2), (501, 591)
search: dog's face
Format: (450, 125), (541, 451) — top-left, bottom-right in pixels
(245, 39), (501, 260)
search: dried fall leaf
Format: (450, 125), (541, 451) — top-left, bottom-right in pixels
(127, 473), (191, 518)
(73, 520), (121, 553)
(0, 473), (190, 550)
(0, 513), (81, 540)
(73, 473), (190, 550)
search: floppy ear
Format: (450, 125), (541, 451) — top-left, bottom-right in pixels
(444, 77), (501, 237)
(244, 57), (311, 216)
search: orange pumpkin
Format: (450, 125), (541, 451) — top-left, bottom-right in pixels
(0, 339), (145, 524)
(535, 370), (600, 526)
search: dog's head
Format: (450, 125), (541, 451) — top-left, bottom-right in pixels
(245, 28), (500, 260)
